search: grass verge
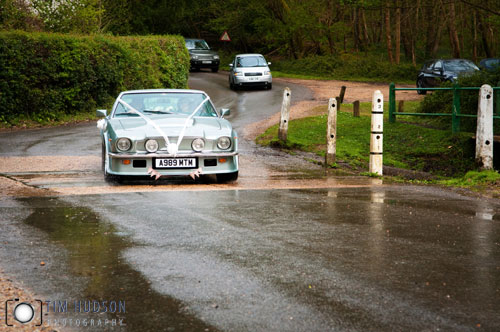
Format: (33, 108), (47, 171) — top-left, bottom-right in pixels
(257, 103), (500, 196)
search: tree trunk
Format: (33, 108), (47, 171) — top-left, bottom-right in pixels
(395, 0), (401, 64)
(360, 7), (370, 46)
(472, 11), (478, 62)
(385, 2), (393, 63)
(477, 14), (491, 57)
(445, 0), (461, 58)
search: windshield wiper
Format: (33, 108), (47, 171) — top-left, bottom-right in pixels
(143, 109), (174, 114)
(115, 111), (139, 116)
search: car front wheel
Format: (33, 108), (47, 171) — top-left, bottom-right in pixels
(416, 79), (427, 95)
(216, 171), (238, 183)
(212, 66), (219, 73)
(102, 142), (116, 182)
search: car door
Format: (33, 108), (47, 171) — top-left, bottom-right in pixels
(426, 60), (444, 87)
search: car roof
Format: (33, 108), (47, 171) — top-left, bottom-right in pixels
(235, 53), (265, 57)
(119, 89), (207, 96)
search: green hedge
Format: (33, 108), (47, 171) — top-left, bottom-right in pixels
(0, 31), (189, 124)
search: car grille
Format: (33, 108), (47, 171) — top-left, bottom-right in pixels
(244, 72), (262, 76)
(198, 55), (214, 60)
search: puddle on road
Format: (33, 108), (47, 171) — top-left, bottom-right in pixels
(21, 197), (219, 332)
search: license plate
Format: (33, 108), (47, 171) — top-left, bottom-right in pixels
(202, 60), (212, 64)
(248, 77), (257, 81)
(154, 158), (197, 169)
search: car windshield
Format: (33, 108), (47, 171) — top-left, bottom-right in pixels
(236, 56), (268, 67)
(185, 40), (210, 50)
(114, 92), (218, 118)
(484, 59), (500, 69)
(443, 60), (479, 72)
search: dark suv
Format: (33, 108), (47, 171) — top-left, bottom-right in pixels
(185, 39), (220, 72)
(416, 59), (479, 95)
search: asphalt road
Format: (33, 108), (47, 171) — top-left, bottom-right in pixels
(0, 71), (499, 331)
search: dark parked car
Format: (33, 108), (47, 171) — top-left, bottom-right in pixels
(416, 59), (480, 95)
(479, 58), (500, 72)
(185, 39), (220, 72)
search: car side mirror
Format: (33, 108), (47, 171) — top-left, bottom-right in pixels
(96, 109), (107, 117)
(268, 62), (271, 65)
(229, 63), (233, 68)
(220, 108), (230, 118)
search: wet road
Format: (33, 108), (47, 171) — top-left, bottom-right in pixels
(0, 72), (499, 331)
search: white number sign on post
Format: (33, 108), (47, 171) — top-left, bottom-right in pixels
(278, 87), (291, 142)
(476, 84), (494, 170)
(325, 98), (337, 166)
(369, 90), (384, 175)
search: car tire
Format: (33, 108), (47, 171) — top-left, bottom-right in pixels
(102, 142), (117, 183)
(229, 80), (234, 90)
(267, 83), (272, 90)
(212, 67), (219, 73)
(216, 171), (238, 183)
(416, 79), (427, 95)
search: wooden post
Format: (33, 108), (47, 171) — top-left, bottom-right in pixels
(476, 84), (493, 170)
(369, 90), (384, 175)
(336, 97), (341, 111)
(325, 98), (337, 166)
(398, 100), (404, 113)
(278, 87), (291, 142)
(353, 100), (360, 117)
(339, 85), (347, 103)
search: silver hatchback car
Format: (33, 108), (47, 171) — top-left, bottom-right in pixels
(229, 54), (272, 90)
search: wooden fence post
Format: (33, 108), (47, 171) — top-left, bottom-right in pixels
(325, 98), (337, 166)
(278, 87), (291, 142)
(339, 85), (347, 103)
(369, 90), (384, 175)
(398, 100), (404, 113)
(476, 84), (493, 170)
(353, 100), (360, 117)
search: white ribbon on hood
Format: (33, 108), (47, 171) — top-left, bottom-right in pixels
(117, 96), (210, 156)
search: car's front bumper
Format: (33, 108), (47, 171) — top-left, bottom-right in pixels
(233, 74), (272, 87)
(190, 59), (220, 69)
(106, 151), (238, 176)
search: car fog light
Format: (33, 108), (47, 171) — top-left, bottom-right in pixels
(192, 138), (205, 152)
(217, 136), (231, 150)
(116, 138), (132, 151)
(145, 139), (159, 153)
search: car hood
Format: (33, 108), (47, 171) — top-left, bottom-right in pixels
(445, 69), (478, 77)
(235, 66), (270, 73)
(108, 116), (232, 139)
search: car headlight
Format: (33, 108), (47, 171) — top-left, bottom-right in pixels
(234, 71), (242, 76)
(213, 55), (220, 60)
(264, 71), (271, 75)
(217, 137), (231, 150)
(145, 139), (158, 153)
(191, 54), (199, 60)
(116, 138), (132, 151)
(191, 138), (205, 152)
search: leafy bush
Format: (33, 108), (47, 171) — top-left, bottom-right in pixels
(418, 69), (500, 133)
(269, 53), (417, 83)
(0, 31), (189, 125)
